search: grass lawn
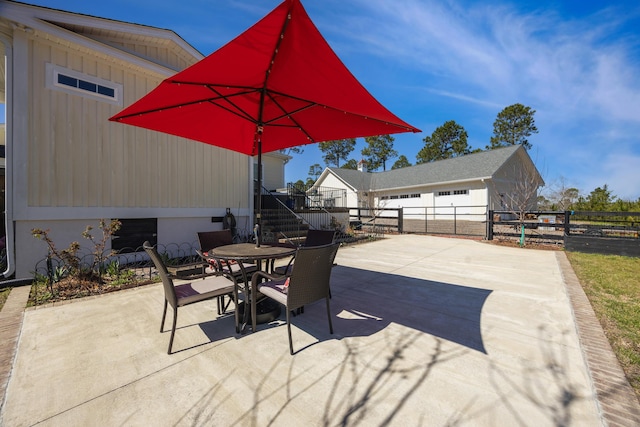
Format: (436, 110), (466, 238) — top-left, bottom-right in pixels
(566, 251), (640, 399)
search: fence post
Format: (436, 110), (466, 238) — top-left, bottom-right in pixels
(564, 210), (571, 236)
(398, 207), (403, 233)
(453, 206), (457, 235)
(487, 210), (494, 240)
(425, 206), (428, 234)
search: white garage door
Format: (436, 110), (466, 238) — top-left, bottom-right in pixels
(435, 191), (472, 215)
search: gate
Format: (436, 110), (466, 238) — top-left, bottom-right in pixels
(487, 210), (640, 256)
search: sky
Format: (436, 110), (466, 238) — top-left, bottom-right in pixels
(7, 0), (640, 200)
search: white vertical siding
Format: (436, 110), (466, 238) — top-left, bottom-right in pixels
(259, 154), (285, 191)
(26, 33), (250, 211)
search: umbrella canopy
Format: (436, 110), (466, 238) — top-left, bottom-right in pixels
(110, 0), (420, 244)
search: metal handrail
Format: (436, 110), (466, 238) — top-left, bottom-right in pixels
(259, 186), (312, 245)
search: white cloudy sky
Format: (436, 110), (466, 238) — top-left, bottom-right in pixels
(11, 0), (640, 200)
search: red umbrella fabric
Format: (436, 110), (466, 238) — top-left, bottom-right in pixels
(109, 0), (420, 155)
(110, 0), (420, 245)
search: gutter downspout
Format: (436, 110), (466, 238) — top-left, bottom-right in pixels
(0, 33), (15, 278)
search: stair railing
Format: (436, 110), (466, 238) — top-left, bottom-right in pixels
(287, 183), (345, 231)
(259, 185), (313, 246)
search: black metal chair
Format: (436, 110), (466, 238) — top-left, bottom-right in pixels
(196, 230), (257, 313)
(251, 242), (340, 354)
(143, 241), (238, 354)
(273, 229), (337, 276)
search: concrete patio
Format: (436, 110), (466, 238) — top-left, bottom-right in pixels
(1, 234), (639, 426)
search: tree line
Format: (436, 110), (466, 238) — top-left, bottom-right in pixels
(540, 182), (640, 212)
(288, 103), (538, 188)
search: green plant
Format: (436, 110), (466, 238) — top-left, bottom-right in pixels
(52, 265), (68, 283)
(28, 273), (55, 306)
(82, 219), (122, 283)
(32, 228), (81, 278)
(102, 259), (136, 286)
(107, 269), (136, 286)
(32, 219), (122, 288)
(104, 259), (121, 278)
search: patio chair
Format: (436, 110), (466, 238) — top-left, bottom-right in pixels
(143, 241), (238, 354)
(197, 230), (257, 313)
(273, 229), (337, 276)
(251, 242), (340, 355)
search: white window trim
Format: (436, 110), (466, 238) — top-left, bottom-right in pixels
(46, 63), (123, 106)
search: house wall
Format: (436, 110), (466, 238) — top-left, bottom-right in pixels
(26, 33), (251, 210)
(318, 173), (359, 207)
(2, 11), (255, 277)
(258, 154), (284, 191)
(90, 35), (195, 72)
(489, 151), (541, 211)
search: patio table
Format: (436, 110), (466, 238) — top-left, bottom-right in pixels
(208, 243), (296, 332)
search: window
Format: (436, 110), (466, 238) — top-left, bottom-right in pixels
(46, 63), (122, 105)
(390, 195), (399, 199)
(400, 194), (409, 199)
(454, 189), (468, 195)
(437, 191), (450, 196)
(381, 196), (389, 200)
(112, 218), (157, 253)
(410, 193), (420, 198)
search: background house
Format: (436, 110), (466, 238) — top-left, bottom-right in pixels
(310, 145), (544, 224)
(0, 2), (286, 278)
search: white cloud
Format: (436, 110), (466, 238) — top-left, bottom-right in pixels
(329, 0), (640, 198)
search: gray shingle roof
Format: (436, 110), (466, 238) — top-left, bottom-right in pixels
(328, 145), (523, 191)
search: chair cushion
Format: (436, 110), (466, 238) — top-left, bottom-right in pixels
(175, 276), (235, 306)
(202, 251), (257, 279)
(202, 252), (237, 267)
(257, 279), (288, 306)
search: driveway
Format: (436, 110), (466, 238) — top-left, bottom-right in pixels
(1, 235), (637, 426)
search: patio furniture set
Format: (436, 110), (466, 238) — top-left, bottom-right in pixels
(143, 229), (338, 355)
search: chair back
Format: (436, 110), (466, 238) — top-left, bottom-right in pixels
(143, 241), (178, 309)
(303, 229), (337, 247)
(197, 230), (233, 252)
(287, 242), (339, 310)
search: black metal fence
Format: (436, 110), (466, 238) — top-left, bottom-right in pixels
(348, 205), (488, 237)
(487, 210), (640, 256)
(32, 241), (204, 283)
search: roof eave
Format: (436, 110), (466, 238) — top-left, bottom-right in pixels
(3, 1), (203, 76)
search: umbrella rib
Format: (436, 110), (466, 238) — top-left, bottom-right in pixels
(112, 87), (259, 121)
(204, 85), (260, 124)
(262, 3), (293, 100)
(262, 91), (315, 141)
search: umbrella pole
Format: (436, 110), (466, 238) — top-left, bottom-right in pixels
(255, 135), (262, 248)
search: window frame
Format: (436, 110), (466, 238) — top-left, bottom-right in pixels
(46, 63), (123, 106)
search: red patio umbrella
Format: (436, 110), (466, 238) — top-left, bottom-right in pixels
(110, 0), (420, 245)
